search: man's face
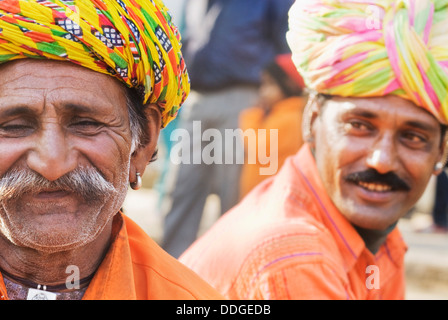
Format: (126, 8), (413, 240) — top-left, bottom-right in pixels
(312, 95), (444, 230)
(0, 59), (134, 252)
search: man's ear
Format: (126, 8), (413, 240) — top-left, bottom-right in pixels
(434, 137), (448, 176)
(302, 94), (322, 151)
(129, 103), (162, 185)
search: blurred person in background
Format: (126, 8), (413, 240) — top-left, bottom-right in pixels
(417, 169), (448, 233)
(161, 0), (295, 258)
(239, 53), (307, 199)
(153, 0), (188, 211)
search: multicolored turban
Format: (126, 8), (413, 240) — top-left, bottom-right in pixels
(287, 0), (448, 124)
(0, 0), (189, 127)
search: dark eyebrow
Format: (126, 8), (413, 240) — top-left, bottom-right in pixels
(64, 103), (97, 114)
(405, 120), (437, 133)
(0, 103), (102, 121)
(0, 106), (36, 118)
(347, 108), (438, 133)
(347, 109), (378, 119)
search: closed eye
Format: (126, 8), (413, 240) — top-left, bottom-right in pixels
(0, 119), (36, 138)
(69, 119), (105, 135)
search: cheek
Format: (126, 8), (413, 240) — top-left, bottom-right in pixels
(73, 134), (132, 183)
(315, 141), (344, 197)
(314, 130), (368, 198)
(0, 141), (31, 174)
(314, 125), (345, 176)
(402, 152), (437, 193)
(317, 151), (344, 196)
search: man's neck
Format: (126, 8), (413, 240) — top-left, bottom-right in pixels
(0, 218), (114, 290)
(353, 222), (398, 254)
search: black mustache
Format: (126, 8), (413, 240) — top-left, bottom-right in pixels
(345, 169), (410, 191)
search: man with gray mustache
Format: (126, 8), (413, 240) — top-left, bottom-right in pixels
(0, 167), (116, 252)
(0, 0), (222, 300)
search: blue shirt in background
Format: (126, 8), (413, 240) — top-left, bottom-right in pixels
(182, 0), (294, 91)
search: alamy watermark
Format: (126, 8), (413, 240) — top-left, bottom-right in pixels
(65, 265), (80, 290)
(169, 121), (279, 176)
(366, 265), (380, 290)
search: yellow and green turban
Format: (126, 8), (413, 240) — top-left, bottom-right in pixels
(0, 0), (189, 127)
(287, 0), (448, 124)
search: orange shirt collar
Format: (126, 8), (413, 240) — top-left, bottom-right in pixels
(82, 213), (136, 300)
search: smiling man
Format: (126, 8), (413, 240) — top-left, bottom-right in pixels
(0, 0), (222, 300)
(180, 0), (448, 299)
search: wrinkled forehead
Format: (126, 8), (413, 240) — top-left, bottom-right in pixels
(0, 59), (124, 91)
(0, 59), (128, 110)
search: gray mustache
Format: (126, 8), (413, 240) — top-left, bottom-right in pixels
(0, 167), (115, 202)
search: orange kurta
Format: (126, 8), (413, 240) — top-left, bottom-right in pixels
(0, 213), (223, 300)
(180, 144), (408, 300)
(239, 96), (306, 198)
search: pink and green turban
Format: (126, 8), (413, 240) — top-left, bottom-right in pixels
(0, 0), (189, 127)
(287, 0), (448, 124)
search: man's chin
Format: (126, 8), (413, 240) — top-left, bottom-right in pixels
(6, 225), (100, 253)
(336, 199), (404, 230)
(0, 208), (110, 254)
(346, 209), (403, 231)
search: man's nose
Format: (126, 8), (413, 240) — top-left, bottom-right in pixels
(366, 134), (399, 175)
(27, 124), (77, 181)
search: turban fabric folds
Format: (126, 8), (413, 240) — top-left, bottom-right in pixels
(287, 0), (448, 124)
(0, 0), (189, 127)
